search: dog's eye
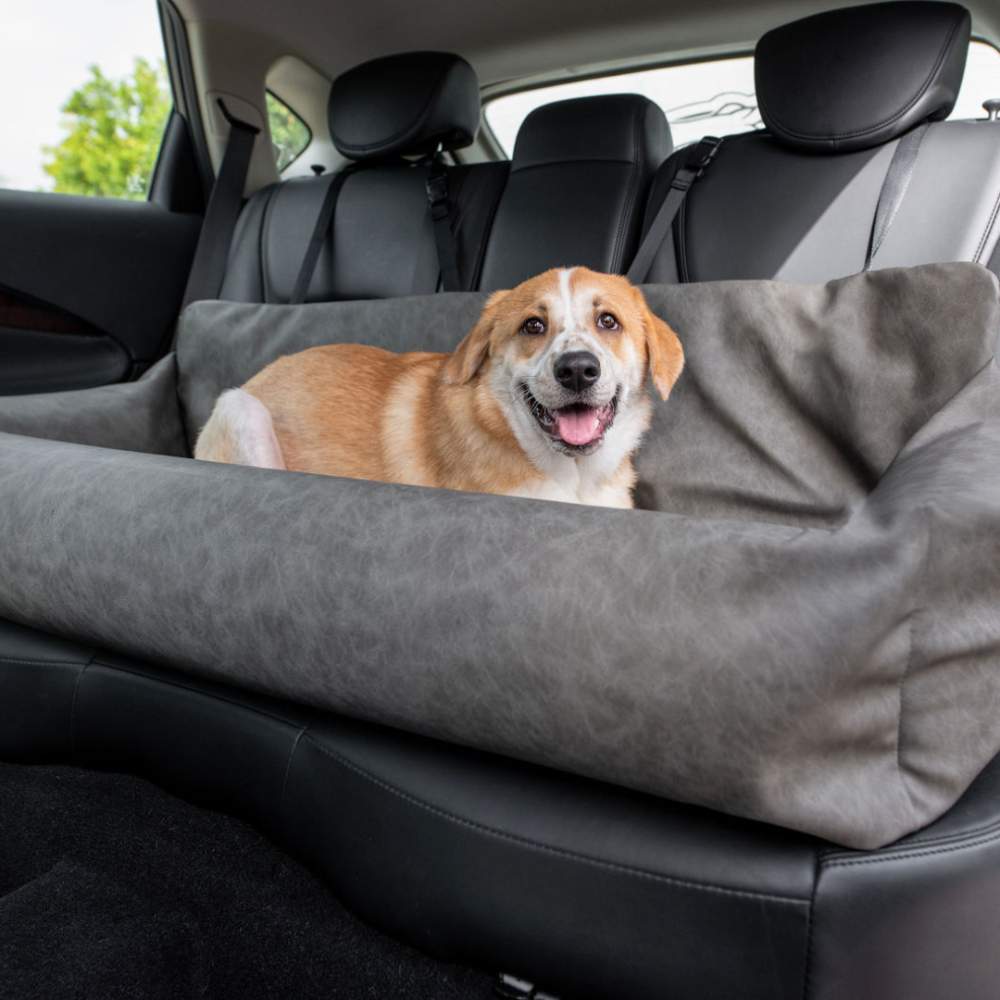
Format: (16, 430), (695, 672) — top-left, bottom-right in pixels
(597, 312), (620, 331)
(521, 317), (546, 336)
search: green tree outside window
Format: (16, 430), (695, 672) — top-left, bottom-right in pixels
(266, 92), (311, 172)
(43, 57), (171, 199)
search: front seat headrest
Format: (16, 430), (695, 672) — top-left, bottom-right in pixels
(755, 1), (971, 153)
(328, 51), (480, 161)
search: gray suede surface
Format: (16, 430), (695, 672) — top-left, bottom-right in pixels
(0, 356), (186, 457)
(177, 265), (998, 527)
(1, 262), (999, 848)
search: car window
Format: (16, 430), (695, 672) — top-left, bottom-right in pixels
(0, 1), (170, 199)
(266, 91), (312, 172)
(485, 41), (1000, 155)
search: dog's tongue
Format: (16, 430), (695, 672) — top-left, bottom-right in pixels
(554, 406), (602, 446)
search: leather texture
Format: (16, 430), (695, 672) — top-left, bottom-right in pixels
(2, 264), (1000, 848)
(642, 122), (1000, 284)
(220, 162), (509, 303)
(478, 95), (671, 290)
(8, 617), (1000, 998)
(328, 51), (480, 160)
(755, 1), (971, 152)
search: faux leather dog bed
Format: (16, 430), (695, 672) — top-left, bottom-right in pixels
(1, 261), (998, 849)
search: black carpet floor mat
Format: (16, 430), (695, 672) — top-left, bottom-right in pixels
(0, 763), (498, 1000)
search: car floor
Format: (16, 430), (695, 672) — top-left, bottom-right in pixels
(0, 762), (497, 1000)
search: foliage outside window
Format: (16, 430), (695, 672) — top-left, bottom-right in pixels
(266, 92), (310, 172)
(42, 57), (170, 200)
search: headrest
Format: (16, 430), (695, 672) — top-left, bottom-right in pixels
(755, 1), (971, 153)
(328, 51), (480, 161)
(511, 94), (672, 173)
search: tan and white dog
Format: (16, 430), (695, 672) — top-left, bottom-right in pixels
(195, 267), (683, 508)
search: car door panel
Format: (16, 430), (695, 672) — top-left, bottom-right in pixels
(0, 189), (199, 394)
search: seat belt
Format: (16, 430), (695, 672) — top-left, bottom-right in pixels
(180, 100), (260, 310)
(626, 136), (723, 284)
(289, 166), (356, 304)
(864, 123), (929, 271)
(425, 152), (463, 292)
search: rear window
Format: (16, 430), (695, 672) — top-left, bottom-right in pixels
(485, 41), (1000, 155)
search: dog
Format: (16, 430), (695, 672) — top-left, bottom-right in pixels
(195, 267), (684, 508)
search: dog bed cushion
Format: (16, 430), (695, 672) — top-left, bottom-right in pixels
(0, 262), (998, 849)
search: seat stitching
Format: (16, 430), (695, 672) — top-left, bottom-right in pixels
(302, 733), (809, 906)
(0, 657), (93, 667)
(823, 824), (1000, 868)
(801, 856), (821, 1000)
(279, 725), (309, 814)
(974, 184), (1000, 263)
(758, 18), (962, 143)
(89, 659), (311, 730)
(609, 102), (643, 271)
(69, 654), (95, 758)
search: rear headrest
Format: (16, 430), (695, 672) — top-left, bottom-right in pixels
(755, 1), (971, 153)
(328, 51), (480, 161)
(511, 94), (672, 173)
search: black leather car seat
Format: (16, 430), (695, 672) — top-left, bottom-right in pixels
(639, 0), (1000, 283)
(220, 52), (509, 302)
(478, 94), (672, 290)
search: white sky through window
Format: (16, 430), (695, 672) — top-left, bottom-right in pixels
(0, 1), (165, 191)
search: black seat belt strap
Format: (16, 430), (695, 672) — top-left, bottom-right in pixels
(627, 136), (722, 284)
(864, 123), (929, 271)
(181, 100), (260, 310)
(425, 153), (463, 293)
(289, 166), (356, 305)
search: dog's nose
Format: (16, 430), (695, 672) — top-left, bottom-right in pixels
(554, 351), (601, 392)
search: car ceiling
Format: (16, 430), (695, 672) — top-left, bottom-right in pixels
(172, 0), (1000, 89)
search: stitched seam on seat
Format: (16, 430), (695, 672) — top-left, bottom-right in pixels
(823, 824), (1000, 868)
(89, 660), (310, 730)
(974, 185), (1000, 263)
(470, 166), (509, 289)
(612, 104), (646, 272)
(279, 725), (309, 813)
(0, 657), (92, 667)
(609, 102), (643, 271)
(510, 158), (640, 175)
(69, 655), (95, 758)
(822, 813), (1000, 864)
(759, 18), (962, 143)
(303, 733), (809, 905)
(801, 856), (821, 1000)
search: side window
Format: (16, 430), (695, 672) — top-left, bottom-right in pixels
(0, 4), (170, 199)
(266, 92), (311, 173)
(485, 41), (1000, 156)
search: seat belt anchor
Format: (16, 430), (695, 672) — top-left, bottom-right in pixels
(690, 135), (723, 175)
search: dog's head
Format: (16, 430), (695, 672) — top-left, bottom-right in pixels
(443, 267), (684, 463)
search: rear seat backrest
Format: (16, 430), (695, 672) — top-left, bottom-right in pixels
(221, 52), (508, 303)
(640, 0), (1000, 283)
(478, 95), (672, 290)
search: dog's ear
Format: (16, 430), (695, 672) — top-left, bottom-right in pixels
(637, 290), (684, 400)
(442, 290), (508, 385)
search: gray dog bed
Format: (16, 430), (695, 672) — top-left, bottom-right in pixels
(1, 262), (998, 849)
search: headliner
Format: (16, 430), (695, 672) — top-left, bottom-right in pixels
(173, 0), (1000, 90)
